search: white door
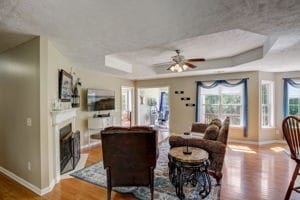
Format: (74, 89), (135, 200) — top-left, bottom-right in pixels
(121, 86), (134, 127)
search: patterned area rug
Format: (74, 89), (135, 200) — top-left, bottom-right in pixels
(61, 154), (88, 179)
(71, 140), (220, 200)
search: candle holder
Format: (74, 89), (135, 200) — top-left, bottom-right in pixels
(183, 132), (192, 155)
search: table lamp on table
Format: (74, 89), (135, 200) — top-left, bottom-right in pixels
(183, 132), (192, 155)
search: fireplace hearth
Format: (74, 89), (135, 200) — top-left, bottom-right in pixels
(60, 123), (80, 174)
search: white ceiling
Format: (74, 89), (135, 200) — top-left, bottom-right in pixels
(0, 0), (300, 79)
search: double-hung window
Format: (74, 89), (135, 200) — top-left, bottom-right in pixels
(261, 81), (274, 128)
(199, 84), (244, 126)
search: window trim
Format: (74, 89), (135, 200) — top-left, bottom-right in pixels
(199, 85), (244, 127)
(260, 80), (274, 128)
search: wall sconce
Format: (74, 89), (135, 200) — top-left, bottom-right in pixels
(72, 78), (81, 108)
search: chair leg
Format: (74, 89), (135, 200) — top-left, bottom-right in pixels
(285, 164), (300, 200)
(216, 173), (223, 186)
(106, 167), (112, 200)
(209, 171), (223, 185)
(150, 167), (154, 200)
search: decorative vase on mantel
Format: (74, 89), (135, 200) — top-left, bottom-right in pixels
(72, 78), (81, 108)
(52, 99), (62, 111)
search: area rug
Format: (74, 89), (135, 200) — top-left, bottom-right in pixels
(71, 140), (220, 200)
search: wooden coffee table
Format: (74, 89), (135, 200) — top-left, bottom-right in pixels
(168, 146), (211, 199)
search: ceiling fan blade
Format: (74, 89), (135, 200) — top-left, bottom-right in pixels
(166, 64), (174, 70)
(184, 62), (197, 69)
(186, 58), (205, 62)
(152, 61), (174, 68)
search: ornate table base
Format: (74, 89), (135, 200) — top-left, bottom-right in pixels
(168, 154), (211, 199)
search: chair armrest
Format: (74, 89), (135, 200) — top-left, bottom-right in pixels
(169, 135), (226, 154)
(191, 123), (208, 133)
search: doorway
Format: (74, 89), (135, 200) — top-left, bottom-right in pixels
(137, 87), (169, 132)
(121, 86), (134, 127)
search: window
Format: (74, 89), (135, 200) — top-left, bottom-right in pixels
(287, 81), (300, 117)
(261, 81), (274, 128)
(199, 84), (243, 126)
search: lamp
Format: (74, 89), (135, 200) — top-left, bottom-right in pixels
(183, 132), (192, 155)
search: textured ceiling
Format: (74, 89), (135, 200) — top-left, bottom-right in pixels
(0, 0), (300, 79)
(107, 29), (267, 75)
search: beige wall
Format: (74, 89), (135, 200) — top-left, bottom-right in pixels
(75, 67), (133, 146)
(136, 72), (260, 142)
(45, 41), (133, 147)
(1, 35), (297, 192)
(39, 38), (133, 188)
(0, 122), (2, 166)
(0, 36), (134, 190)
(136, 70), (300, 142)
(0, 38), (42, 187)
(40, 37), (52, 188)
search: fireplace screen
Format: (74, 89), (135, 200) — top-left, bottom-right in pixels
(59, 124), (80, 174)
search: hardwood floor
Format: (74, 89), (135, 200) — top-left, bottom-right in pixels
(222, 143), (300, 200)
(0, 142), (299, 200)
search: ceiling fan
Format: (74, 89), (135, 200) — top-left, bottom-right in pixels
(166, 49), (205, 72)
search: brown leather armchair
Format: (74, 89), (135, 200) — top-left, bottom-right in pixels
(101, 126), (158, 200)
(169, 117), (230, 184)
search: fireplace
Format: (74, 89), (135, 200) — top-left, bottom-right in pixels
(51, 108), (78, 183)
(59, 123), (80, 174)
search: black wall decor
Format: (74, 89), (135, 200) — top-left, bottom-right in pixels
(175, 90), (184, 94)
(181, 97), (191, 101)
(59, 69), (73, 102)
(186, 103), (196, 107)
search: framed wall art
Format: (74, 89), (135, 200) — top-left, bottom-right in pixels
(58, 69), (73, 102)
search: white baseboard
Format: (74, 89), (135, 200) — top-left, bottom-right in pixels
(0, 166), (55, 196)
(258, 140), (286, 145)
(40, 179), (55, 195)
(229, 139), (258, 145)
(229, 139), (286, 145)
(0, 166), (41, 195)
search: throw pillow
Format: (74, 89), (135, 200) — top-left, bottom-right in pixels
(209, 118), (222, 129)
(203, 124), (219, 140)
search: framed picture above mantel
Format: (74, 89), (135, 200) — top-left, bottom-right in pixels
(59, 69), (73, 102)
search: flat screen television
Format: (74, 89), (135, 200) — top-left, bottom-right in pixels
(87, 89), (115, 111)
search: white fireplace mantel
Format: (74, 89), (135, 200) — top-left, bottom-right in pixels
(50, 108), (78, 184)
(51, 108), (78, 125)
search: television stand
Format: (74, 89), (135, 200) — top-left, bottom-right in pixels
(97, 112), (110, 118)
(87, 116), (113, 147)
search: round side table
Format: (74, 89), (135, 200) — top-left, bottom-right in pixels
(168, 146), (211, 199)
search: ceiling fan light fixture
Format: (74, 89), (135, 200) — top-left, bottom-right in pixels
(169, 65), (175, 72)
(182, 64), (189, 70)
(166, 49), (205, 72)
(168, 63), (184, 72)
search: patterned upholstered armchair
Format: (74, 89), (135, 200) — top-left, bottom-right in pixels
(169, 117), (230, 184)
